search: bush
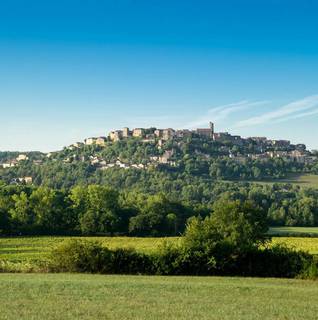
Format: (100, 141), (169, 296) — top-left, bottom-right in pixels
(110, 248), (153, 274)
(49, 239), (112, 273)
(298, 255), (318, 279)
(220, 245), (314, 278)
(49, 239), (153, 274)
(49, 240), (318, 279)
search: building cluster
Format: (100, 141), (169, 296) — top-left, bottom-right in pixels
(83, 122), (300, 150)
(1, 122), (317, 176)
(107, 123), (214, 142)
(1, 154), (29, 168)
(89, 156), (147, 170)
(83, 123), (214, 146)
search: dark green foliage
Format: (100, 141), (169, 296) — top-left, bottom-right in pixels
(0, 181), (318, 236)
(50, 239), (153, 274)
(50, 239), (112, 273)
(49, 240), (318, 278)
(49, 200), (318, 279)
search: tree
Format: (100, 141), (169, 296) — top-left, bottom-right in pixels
(70, 185), (120, 235)
(184, 198), (269, 253)
(30, 187), (71, 233)
(9, 192), (33, 231)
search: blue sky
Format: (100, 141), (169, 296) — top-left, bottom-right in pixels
(1, 0), (318, 151)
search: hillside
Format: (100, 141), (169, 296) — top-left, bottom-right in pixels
(1, 125), (317, 190)
(0, 126), (317, 236)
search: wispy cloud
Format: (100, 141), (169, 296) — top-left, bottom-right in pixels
(185, 100), (269, 129)
(235, 95), (318, 128)
(275, 107), (318, 123)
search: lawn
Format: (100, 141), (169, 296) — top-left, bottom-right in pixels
(0, 273), (317, 320)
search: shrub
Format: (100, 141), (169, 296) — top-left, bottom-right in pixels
(110, 248), (153, 274)
(49, 239), (112, 273)
(49, 239), (153, 274)
(49, 239), (318, 279)
(298, 255), (318, 279)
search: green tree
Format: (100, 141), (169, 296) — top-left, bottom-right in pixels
(71, 185), (120, 235)
(184, 198), (269, 253)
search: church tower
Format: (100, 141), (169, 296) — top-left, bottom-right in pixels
(209, 122), (214, 135)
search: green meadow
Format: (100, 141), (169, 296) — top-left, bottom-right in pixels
(0, 273), (317, 320)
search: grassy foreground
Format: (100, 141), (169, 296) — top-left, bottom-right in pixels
(0, 273), (317, 320)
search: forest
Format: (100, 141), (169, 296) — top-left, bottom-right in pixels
(1, 181), (318, 236)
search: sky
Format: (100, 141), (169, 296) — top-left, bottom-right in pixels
(0, 0), (318, 151)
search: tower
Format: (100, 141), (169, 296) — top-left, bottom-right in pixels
(209, 122), (214, 135)
(122, 127), (130, 138)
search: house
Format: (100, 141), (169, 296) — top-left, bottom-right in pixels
(2, 162), (17, 168)
(16, 154), (28, 161)
(159, 150), (174, 163)
(213, 132), (231, 142)
(267, 151), (288, 158)
(162, 128), (175, 140)
(109, 131), (123, 141)
(175, 129), (192, 138)
(72, 142), (83, 148)
(18, 177), (33, 184)
(132, 128), (145, 138)
(289, 150), (307, 163)
(84, 137), (97, 145)
(96, 137), (106, 146)
(196, 128), (212, 138)
(154, 129), (163, 138)
(196, 122), (214, 138)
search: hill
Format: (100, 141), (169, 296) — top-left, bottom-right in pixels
(0, 124), (317, 190)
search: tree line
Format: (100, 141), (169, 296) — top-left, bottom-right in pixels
(0, 181), (318, 236)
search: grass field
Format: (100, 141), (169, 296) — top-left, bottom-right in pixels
(269, 227), (318, 236)
(240, 174), (318, 188)
(0, 236), (178, 263)
(276, 174), (318, 188)
(1, 235), (318, 266)
(0, 273), (317, 320)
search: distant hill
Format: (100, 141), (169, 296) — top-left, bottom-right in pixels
(0, 125), (317, 189)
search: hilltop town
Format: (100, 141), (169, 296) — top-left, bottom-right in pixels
(1, 122), (317, 186)
(78, 122), (316, 166)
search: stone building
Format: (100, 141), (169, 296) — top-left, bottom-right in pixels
(133, 128), (145, 138)
(96, 137), (107, 146)
(84, 137), (97, 145)
(162, 128), (175, 140)
(109, 131), (123, 141)
(196, 122), (214, 138)
(122, 127), (131, 138)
